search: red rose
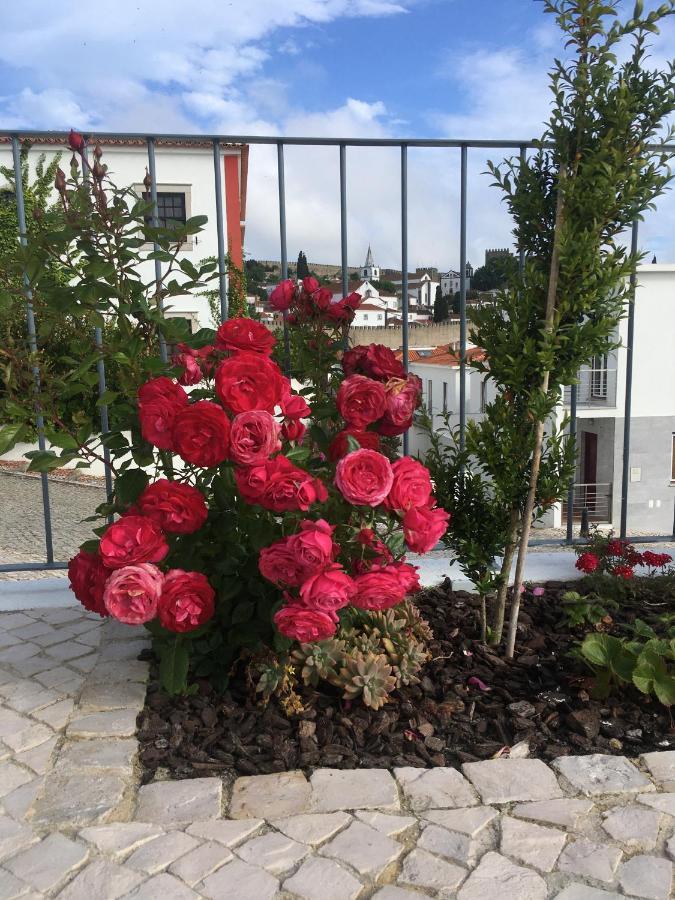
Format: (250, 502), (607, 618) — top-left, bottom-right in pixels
(354, 527), (393, 571)
(403, 506), (450, 553)
(282, 420), (306, 442)
(384, 457), (434, 513)
(326, 294), (360, 323)
(291, 519), (338, 574)
(378, 374), (422, 436)
(312, 288), (333, 311)
(302, 276), (320, 294)
(236, 455), (327, 512)
(280, 391), (311, 420)
(172, 344), (203, 386)
(299, 563), (356, 613)
(158, 569), (215, 633)
(173, 401), (231, 467)
(274, 605), (337, 642)
(67, 549), (110, 617)
(612, 564), (634, 580)
(328, 428), (380, 461)
(352, 564), (409, 611)
(259, 538), (306, 587)
(641, 551), (672, 568)
(215, 318), (276, 356)
(103, 563), (164, 624)
(575, 552), (600, 574)
(342, 344), (405, 382)
(389, 560), (421, 594)
(270, 279), (295, 311)
(138, 479), (208, 534)
(215, 352), (286, 415)
(99, 515), (168, 570)
(337, 375), (387, 428)
(138, 377), (189, 449)
(68, 129), (85, 152)
(606, 539), (627, 556)
(229, 410), (281, 465)
(335, 449), (394, 507)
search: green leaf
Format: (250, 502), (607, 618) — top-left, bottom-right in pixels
(158, 638), (190, 695)
(115, 468), (149, 505)
(80, 539), (100, 555)
(0, 423), (27, 456)
(633, 648), (675, 706)
(43, 428), (79, 451)
(231, 601), (255, 625)
(24, 450), (63, 472)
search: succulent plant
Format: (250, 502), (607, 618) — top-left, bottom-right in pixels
(337, 651), (397, 710)
(291, 639), (345, 687)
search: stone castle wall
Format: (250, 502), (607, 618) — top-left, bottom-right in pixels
(349, 321), (461, 349)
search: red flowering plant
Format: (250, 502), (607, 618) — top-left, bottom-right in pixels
(67, 277), (449, 705)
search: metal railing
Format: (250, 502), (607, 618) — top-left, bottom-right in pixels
(1, 129), (675, 574)
(563, 368), (618, 407)
(561, 483), (613, 523)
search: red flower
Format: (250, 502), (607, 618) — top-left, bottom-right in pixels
(99, 516), (168, 570)
(138, 479), (208, 534)
(384, 457), (434, 513)
(229, 410), (281, 466)
(606, 539), (627, 556)
(337, 375), (387, 429)
(172, 344), (203, 386)
(335, 449), (394, 507)
(259, 538), (306, 587)
(328, 428), (380, 462)
(378, 374), (422, 436)
(302, 276), (320, 294)
(215, 318), (276, 356)
(103, 563), (164, 624)
(236, 455), (327, 512)
(280, 391), (311, 420)
(298, 563), (356, 613)
(403, 506), (451, 553)
(342, 344), (405, 382)
(138, 377), (189, 449)
(355, 527), (393, 571)
(158, 569), (215, 633)
(389, 560), (421, 594)
(67, 549), (110, 617)
(282, 419), (306, 442)
(270, 279), (295, 311)
(612, 564), (634, 580)
(291, 519), (338, 574)
(312, 288), (333, 311)
(575, 552), (600, 574)
(641, 550), (672, 569)
(173, 400), (231, 467)
(352, 564), (410, 611)
(215, 352), (286, 415)
(326, 293), (361, 323)
(68, 129), (85, 152)
(274, 605), (337, 642)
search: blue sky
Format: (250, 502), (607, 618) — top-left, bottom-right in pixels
(0, 0), (673, 265)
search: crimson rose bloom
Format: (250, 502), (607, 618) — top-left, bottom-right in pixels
(99, 516), (168, 570)
(575, 552), (600, 574)
(606, 539), (627, 556)
(384, 457), (434, 513)
(274, 605), (337, 642)
(403, 506), (450, 553)
(352, 564), (409, 611)
(302, 275), (320, 294)
(280, 391), (311, 420)
(642, 550), (672, 568)
(328, 427), (380, 462)
(612, 564), (634, 580)
(335, 449), (394, 507)
(270, 279), (295, 311)
(389, 560), (421, 594)
(158, 569), (215, 633)
(138, 377), (189, 449)
(103, 563), (164, 624)
(282, 420), (306, 442)
(173, 400), (231, 467)
(337, 375), (387, 429)
(229, 410), (281, 465)
(172, 345), (203, 386)
(291, 519), (338, 574)
(68, 129), (85, 152)
(215, 318), (276, 356)
(236, 455), (327, 512)
(326, 293), (361, 323)
(342, 344), (405, 382)
(215, 352), (285, 415)
(378, 374), (422, 436)
(138, 479), (208, 534)
(67, 549), (110, 617)
(259, 538), (306, 587)
(298, 563), (356, 613)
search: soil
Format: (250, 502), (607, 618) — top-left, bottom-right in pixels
(136, 580), (675, 783)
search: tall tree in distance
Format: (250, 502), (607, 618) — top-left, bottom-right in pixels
(296, 250), (310, 280)
(433, 284), (449, 322)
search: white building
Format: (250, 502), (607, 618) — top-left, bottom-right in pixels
(440, 262), (473, 297)
(0, 134), (249, 331)
(392, 271), (440, 309)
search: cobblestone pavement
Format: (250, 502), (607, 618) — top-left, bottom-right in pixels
(0, 608), (674, 898)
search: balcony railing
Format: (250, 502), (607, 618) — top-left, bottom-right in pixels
(561, 482), (613, 523)
(563, 368), (617, 408)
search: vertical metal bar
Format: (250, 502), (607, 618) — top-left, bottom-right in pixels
(459, 144), (468, 453)
(212, 139), (228, 323)
(566, 383), (578, 542)
(518, 145), (526, 275)
(11, 135), (54, 564)
(146, 137), (168, 362)
(277, 142), (291, 376)
(400, 144), (409, 456)
(619, 219), (639, 538)
(339, 144), (349, 350)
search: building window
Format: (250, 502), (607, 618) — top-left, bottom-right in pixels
(143, 191), (187, 228)
(442, 381), (448, 414)
(590, 352), (608, 398)
(480, 378), (488, 413)
(427, 380), (433, 412)
(363, 314), (368, 321)
(672, 434), (675, 482)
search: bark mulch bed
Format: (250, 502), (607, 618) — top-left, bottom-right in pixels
(137, 580), (674, 783)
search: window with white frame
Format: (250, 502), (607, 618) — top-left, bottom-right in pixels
(480, 378), (488, 413)
(427, 379), (433, 413)
(137, 183), (193, 248)
(590, 352), (608, 398)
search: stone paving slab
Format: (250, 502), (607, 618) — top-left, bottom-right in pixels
(1, 606), (675, 899)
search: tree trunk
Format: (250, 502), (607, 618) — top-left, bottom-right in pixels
(505, 163), (567, 660)
(489, 509), (520, 645)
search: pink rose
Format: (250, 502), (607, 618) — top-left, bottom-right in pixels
(291, 519), (338, 574)
(103, 563), (164, 624)
(99, 515), (168, 570)
(67, 549), (110, 617)
(172, 345), (203, 386)
(389, 560), (421, 594)
(352, 564), (408, 611)
(298, 563), (356, 613)
(229, 410), (281, 465)
(302, 276), (320, 294)
(335, 449), (394, 507)
(274, 605), (337, 642)
(158, 569), (215, 633)
(403, 506), (450, 553)
(270, 279), (295, 311)
(337, 375), (387, 429)
(215, 352), (286, 415)
(259, 538), (306, 587)
(342, 344), (405, 382)
(138, 479), (208, 534)
(236, 455), (327, 512)
(328, 428), (380, 462)
(378, 374), (422, 436)
(384, 457), (434, 513)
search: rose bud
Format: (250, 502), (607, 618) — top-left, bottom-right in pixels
(68, 129), (85, 152)
(93, 143), (103, 159)
(143, 169), (152, 191)
(70, 153), (79, 171)
(55, 167), (67, 194)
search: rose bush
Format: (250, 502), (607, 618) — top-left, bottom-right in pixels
(67, 275), (449, 703)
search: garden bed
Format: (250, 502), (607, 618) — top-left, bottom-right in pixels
(136, 579), (674, 782)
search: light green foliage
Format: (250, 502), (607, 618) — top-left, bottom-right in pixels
(561, 590), (616, 627)
(338, 653), (397, 709)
